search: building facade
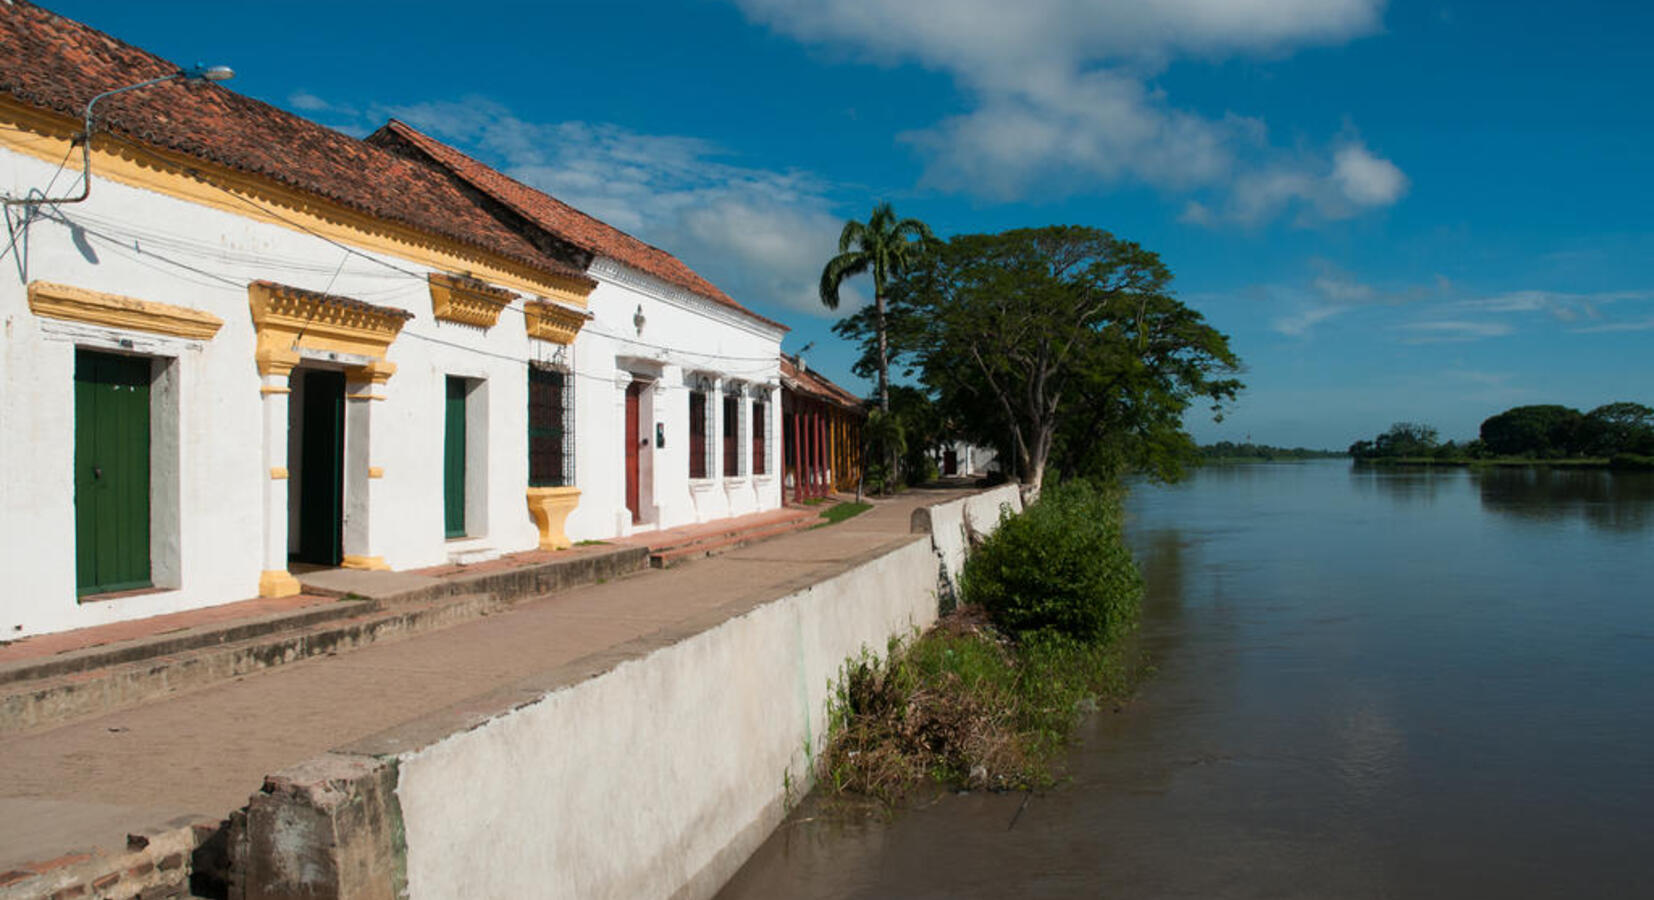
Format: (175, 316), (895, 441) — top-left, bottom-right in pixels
(0, 2), (783, 638)
(780, 355), (865, 501)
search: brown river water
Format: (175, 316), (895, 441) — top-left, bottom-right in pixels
(718, 461), (1654, 898)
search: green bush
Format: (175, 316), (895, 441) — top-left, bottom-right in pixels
(961, 480), (1142, 644)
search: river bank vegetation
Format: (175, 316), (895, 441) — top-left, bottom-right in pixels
(820, 480), (1144, 801)
(1348, 403), (1654, 469)
(1199, 441), (1342, 462)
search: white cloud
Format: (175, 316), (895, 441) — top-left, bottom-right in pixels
(1453, 288), (1654, 331)
(287, 91), (330, 111)
(1273, 304), (1348, 337)
(1397, 320), (1514, 343)
(1269, 263), (1434, 337)
(1571, 317), (1654, 334)
(381, 98), (855, 317)
(732, 0), (1402, 224)
(1332, 143), (1408, 207)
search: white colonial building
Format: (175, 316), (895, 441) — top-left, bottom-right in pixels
(0, 2), (784, 638)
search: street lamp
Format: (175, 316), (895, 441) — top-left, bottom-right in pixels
(4, 63), (234, 208)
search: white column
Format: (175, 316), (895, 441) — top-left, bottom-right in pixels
(340, 372), (388, 569)
(614, 370), (634, 534)
(258, 370), (301, 597)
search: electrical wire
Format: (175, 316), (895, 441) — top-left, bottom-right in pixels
(38, 131), (790, 377)
(1, 141), (78, 264)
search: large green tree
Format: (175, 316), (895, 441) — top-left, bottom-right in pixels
(818, 202), (935, 412)
(1480, 405), (1585, 457)
(861, 225), (1240, 490)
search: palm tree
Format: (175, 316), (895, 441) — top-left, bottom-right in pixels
(818, 202), (934, 412)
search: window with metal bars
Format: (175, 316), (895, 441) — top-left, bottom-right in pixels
(528, 365), (574, 487)
(689, 388), (709, 479)
(723, 392), (741, 477)
(752, 397), (767, 475)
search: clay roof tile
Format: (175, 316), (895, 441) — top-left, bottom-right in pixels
(0, 1), (594, 288)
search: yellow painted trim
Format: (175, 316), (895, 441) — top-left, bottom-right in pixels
(429, 272), (515, 328)
(0, 97), (596, 304)
(524, 300), (588, 345)
(249, 282), (406, 377)
(259, 569), (302, 598)
(270, 467), (289, 480)
(346, 393), (388, 402)
(368, 467), (385, 479)
(259, 385), (291, 396)
(526, 486), (582, 550)
(340, 555), (391, 571)
(27, 281), (223, 340)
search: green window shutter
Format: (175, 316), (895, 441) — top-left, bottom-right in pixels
(74, 350), (152, 596)
(444, 377), (467, 538)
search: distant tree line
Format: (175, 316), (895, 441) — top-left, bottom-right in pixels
(1348, 403), (1654, 462)
(1199, 441), (1341, 460)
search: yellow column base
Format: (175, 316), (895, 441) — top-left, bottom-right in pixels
(526, 486), (582, 550)
(341, 555), (391, 571)
(259, 569), (302, 598)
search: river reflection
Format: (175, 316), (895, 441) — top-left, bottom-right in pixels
(1350, 463), (1654, 533)
(718, 460), (1654, 899)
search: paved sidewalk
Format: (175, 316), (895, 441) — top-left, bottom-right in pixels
(0, 488), (966, 873)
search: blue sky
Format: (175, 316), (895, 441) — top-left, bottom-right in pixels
(45, 0), (1654, 449)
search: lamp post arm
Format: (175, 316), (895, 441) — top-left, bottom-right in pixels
(3, 71), (184, 208)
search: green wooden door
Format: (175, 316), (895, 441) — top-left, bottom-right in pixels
(297, 370), (345, 565)
(444, 377), (467, 538)
(74, 350), (152, 596)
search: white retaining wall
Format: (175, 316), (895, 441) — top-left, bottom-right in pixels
(393, 538), (938, 899)
(368, 489), (1025, 900)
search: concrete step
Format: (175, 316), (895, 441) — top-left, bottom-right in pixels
(0, 599), (373, 690)
(0, 593), (500, 736)
(298, 544), (651, 607)
(649, 515), (818, 568)
(0, 546), (651, 736)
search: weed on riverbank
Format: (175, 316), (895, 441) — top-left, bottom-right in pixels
(822, 609), (1139, 803)
(820, 481), (1145, 804)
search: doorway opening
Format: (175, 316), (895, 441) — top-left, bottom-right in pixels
(289, 368), (345, 566)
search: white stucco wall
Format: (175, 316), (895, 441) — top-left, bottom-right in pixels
(563, 262), (783, 541)
(1, 141), (783, 637)
(917, 483), (1024, 593)
(392, 536), (940, 900)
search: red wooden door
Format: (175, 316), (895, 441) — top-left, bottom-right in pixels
(625, 382), (643, 522)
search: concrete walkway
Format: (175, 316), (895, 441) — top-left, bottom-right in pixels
(0, 488), (969, 875)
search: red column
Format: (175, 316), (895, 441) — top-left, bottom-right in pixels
(790, 402), (802, 504)
(807, 403), (819, 498)
(804, 403), (815, 498)
(815, 406), (827, 497)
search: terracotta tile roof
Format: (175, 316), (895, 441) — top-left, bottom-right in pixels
(781, 355), (866, 415)
(367, 119), (787, 333)
(0, 1), (593, 287)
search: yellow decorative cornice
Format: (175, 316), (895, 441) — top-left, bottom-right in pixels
(525, 299), (588, 345)
(27, 281), (223, 340)
(248, 281), (409, 377)
(0, 96), (596, 302)
(428, 272), (515, 328)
